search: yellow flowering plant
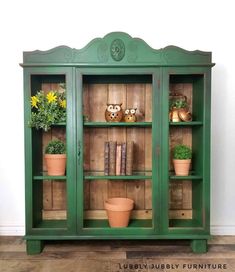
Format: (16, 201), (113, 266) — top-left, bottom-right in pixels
(29, 90), (66, 131)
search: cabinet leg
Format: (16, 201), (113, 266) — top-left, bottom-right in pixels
(26, 240), (44, 255)
(190, 239), (207, 253)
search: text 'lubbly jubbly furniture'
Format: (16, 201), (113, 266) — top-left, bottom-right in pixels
(21, 32), (214, 254)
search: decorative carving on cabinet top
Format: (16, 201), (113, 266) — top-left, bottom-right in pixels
(21, 32), (213, 67)
(110, 39), (125, 61)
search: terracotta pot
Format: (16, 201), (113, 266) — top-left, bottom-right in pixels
(171, 109), (181, 122)
(178, 109), (192, 121)
(173, 159), (191, 176)
(104, 198), (134, 227)
(44, 154), (66, 176)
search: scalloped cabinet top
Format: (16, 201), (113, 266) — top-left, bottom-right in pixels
(21, 32), (213, 67)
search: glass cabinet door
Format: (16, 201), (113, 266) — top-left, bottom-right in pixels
(76, 69), (160, 236)
(24, 67), (76, 235)
(162, 68), (211, 235)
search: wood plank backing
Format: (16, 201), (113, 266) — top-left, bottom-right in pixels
(126, 84), (145, 209)
(108, 84), (127, 199)
(52, 181), (66, 210)
(83, 84), (91, 209)
(42, 83), (67, 212)
(145, 84), (152, 209)
(42, 209), (192, 220)
(83, 83), (154, 212)
(42, 83), (53, 210)
(90, 181), (108, 210)
(169, 83), (193, 213)
(88, 84), (109, 209)
(51, 126), (66, 210)
(88, 84), (108, 122)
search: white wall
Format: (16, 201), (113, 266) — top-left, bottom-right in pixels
(0, 0), (234, 235)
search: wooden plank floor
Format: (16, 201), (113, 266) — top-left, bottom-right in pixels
(0, 236), (234, 271)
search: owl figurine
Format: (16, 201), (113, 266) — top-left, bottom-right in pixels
(105, 103), (123, 122)
(124, 108), (137, 122)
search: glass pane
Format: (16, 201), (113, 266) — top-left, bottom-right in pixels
(168, 74), (204, 229)
(30, 74), (67, 228)
(82, 74), (153, 229)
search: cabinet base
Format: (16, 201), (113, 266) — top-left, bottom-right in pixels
(25, 239), (208, 254)
(190, 239), (207, 253)
(26, 240), (44, 255)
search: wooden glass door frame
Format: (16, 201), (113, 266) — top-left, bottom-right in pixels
(75, 67), (161, 236)
(23, 66), (76, 236)
(161, 67), (211, 235)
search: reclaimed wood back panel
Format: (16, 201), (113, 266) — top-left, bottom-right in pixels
(42, 82), (193, 220)
(84, 83), (152, 216)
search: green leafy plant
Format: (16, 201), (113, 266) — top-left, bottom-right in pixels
(173, 144), (192, 160)
(29, 89), (66, 131)
(45, 139), (66, 154)
(170, 98), (188, 110)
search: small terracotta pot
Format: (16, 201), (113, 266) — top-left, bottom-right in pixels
(44, 154), (66, 176)
(173, 159), (191, 176)
(104, 198), (134, 227)
(171, 109), (181, 122)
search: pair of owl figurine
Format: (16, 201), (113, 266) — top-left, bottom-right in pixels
(105, 103), (137, 122)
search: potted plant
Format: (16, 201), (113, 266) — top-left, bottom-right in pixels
(172, 144), (192, 176)
(169, 96), (192, 122)
(104, 198), (134, 227)
(45, 139), (66, 176)
(29, 88), (66, 131)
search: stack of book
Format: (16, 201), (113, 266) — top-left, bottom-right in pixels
(104, 141), (134, 176)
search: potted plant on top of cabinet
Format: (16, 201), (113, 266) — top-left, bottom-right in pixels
(29, 89), (66, 131)
(45, 139), (66, 176)
(172, 144), (192, 176)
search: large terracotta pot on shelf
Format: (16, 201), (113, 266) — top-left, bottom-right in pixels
(173, 159), (191, 176)
(44, 154), (66, 176)
(104, 198), (134, 227)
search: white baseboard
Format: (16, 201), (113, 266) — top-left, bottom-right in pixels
(0, 225), (25, 236)
(211, 225), (235, 235)
(0, 224), (235, 236)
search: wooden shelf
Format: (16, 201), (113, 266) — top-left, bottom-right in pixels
(169, 121), (203, 126)
(33, 173), (66, 180)
(169, 219), (201, 228)
(169, 175), (202, 180)
(50, 122), (66, 126)
(84, 171), (152, 180)
(84, 122), (152, 127)
(84, 219), (152, 228)
(35, 220), (67, 229)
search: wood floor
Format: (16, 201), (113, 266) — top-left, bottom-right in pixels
(0, 236), (234, 271)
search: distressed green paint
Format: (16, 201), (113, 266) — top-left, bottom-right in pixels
(191, 239), (208, 253)
(26, 240), (44, 255)
(22, 32), (214, 254)
(84, 122), (152, 127)
(21, 32), (213, 67)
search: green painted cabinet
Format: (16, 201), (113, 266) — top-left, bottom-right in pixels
(21, 32), (214, 254)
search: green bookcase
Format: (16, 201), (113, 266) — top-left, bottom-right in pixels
(21, 32), (214, 254)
